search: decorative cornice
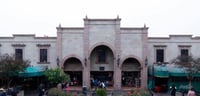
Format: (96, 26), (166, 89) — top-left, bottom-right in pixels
(34, 37), (57, 39)
(84, 18), (121, 21)
(169, 35), (193, 38)
(12, 44), (26, 47)
(121, 27), (149, 30)
(56, 27), (84, 30)
(36, 44), (51, 47)
(153, 45), (167, 47)
(178, 45), (191, 47)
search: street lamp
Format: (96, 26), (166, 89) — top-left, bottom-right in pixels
(56, 56), (59, 66)
(84, 57), (87, 66)
(145, 57), (148, 67)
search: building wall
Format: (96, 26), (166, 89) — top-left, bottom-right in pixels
(55, 18), (148, 89)
(88, 21), (116, 49)
(148, 35), (200, 65)
(0, 34), (57, 68)
(121, 31), (143, 59)
(61, 29), (84, 59)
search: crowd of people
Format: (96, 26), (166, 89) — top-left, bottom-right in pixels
(91, 78), (108, 90)
(0, 86), (18, 96)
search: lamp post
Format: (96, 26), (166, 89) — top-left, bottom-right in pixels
(56, 56), (59, 66)
(84, 57), (87, 66)
(145, 57), (148, 67)
(151, 63), (155, 91)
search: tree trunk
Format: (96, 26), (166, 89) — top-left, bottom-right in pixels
(7, 79), (13, 88)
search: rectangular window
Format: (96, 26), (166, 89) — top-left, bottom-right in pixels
(40, 49), (47, 62)
(181, 49), (188, 56)
(97, 49), (106, 63)
(156, 49), (164, 63)
(154, 45), (167, 64)
(15, 49), (23, 60)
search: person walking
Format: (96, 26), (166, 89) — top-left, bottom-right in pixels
(187, 87), (195, 96)
(38, 83), (45, 96)
(170, 84), (176, 96)
(0, 88), (6, 96)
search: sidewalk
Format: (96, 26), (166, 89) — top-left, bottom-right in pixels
(153, 92), (183, 96)
(23, 90), (37, 96)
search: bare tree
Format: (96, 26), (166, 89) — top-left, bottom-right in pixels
(0, 53), (30, 88)
(171, 55), (200, 86)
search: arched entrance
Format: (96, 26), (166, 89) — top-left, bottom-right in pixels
(90, 45), (114, 88)
(63, 57), (83, 86)
(121, 58), (141, 88)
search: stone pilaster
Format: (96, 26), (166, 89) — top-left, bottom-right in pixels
(141, 25), (148, 88)
(56, 24), (62, 68)
(114, 17), (121, 89)
(83, 17), (90, 88)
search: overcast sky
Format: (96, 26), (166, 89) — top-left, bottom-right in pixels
(0, 0), (200, 37)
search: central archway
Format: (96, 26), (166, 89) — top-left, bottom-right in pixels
(90, 45), (114, 88)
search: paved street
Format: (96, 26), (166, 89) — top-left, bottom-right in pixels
(153, 92), (183, 96)
(19, 86), (194, 96)
(22, 89), (185, 96)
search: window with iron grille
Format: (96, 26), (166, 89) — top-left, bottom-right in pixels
(97, 48), (106, 63)
(40, 49), (47, 62)
(156, 49), (164, 63)
(15, 49), (23, 60)
(181, 49), (189, 56)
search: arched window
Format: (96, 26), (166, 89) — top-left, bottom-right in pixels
(97, 48), (106, 63)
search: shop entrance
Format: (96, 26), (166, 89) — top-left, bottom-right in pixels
(121, 58), (141, 87)
(63, 57), (83, 86)
(154, 77), (168, 92)
(90, 71), (113, 87)
(65, 71), (82, 86)
(122, 71), (140, 87)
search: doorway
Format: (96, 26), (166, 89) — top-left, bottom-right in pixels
(65, 71), (82, 86)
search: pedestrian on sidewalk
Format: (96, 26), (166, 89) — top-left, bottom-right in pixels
(187, 87), (195, 96)
(38, 83), (45, 96)
(170, 84), (176, 96)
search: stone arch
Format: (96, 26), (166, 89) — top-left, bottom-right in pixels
(121, 55), (142, 87)
(89, 43), (115, 87)
(62, 55), (83, 86)
(61, 54), (84, 68)
(89, 42), (116, 57)
(120, 55), (142, 68)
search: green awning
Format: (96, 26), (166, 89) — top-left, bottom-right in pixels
(149, 65), (200, 77)
(19, 66), (46, 77)
(149, 65), (169, 78)
(168, 67), (187, 77)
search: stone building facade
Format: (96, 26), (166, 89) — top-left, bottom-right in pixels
(57, 17), (148, 89)
(0, 17), (200, 90)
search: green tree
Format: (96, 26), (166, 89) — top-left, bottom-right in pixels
(44, 68), (70, 86)
(96, 88), (106, 96)
(0, 53), (30, 88)
(171, 55), (200, 86)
